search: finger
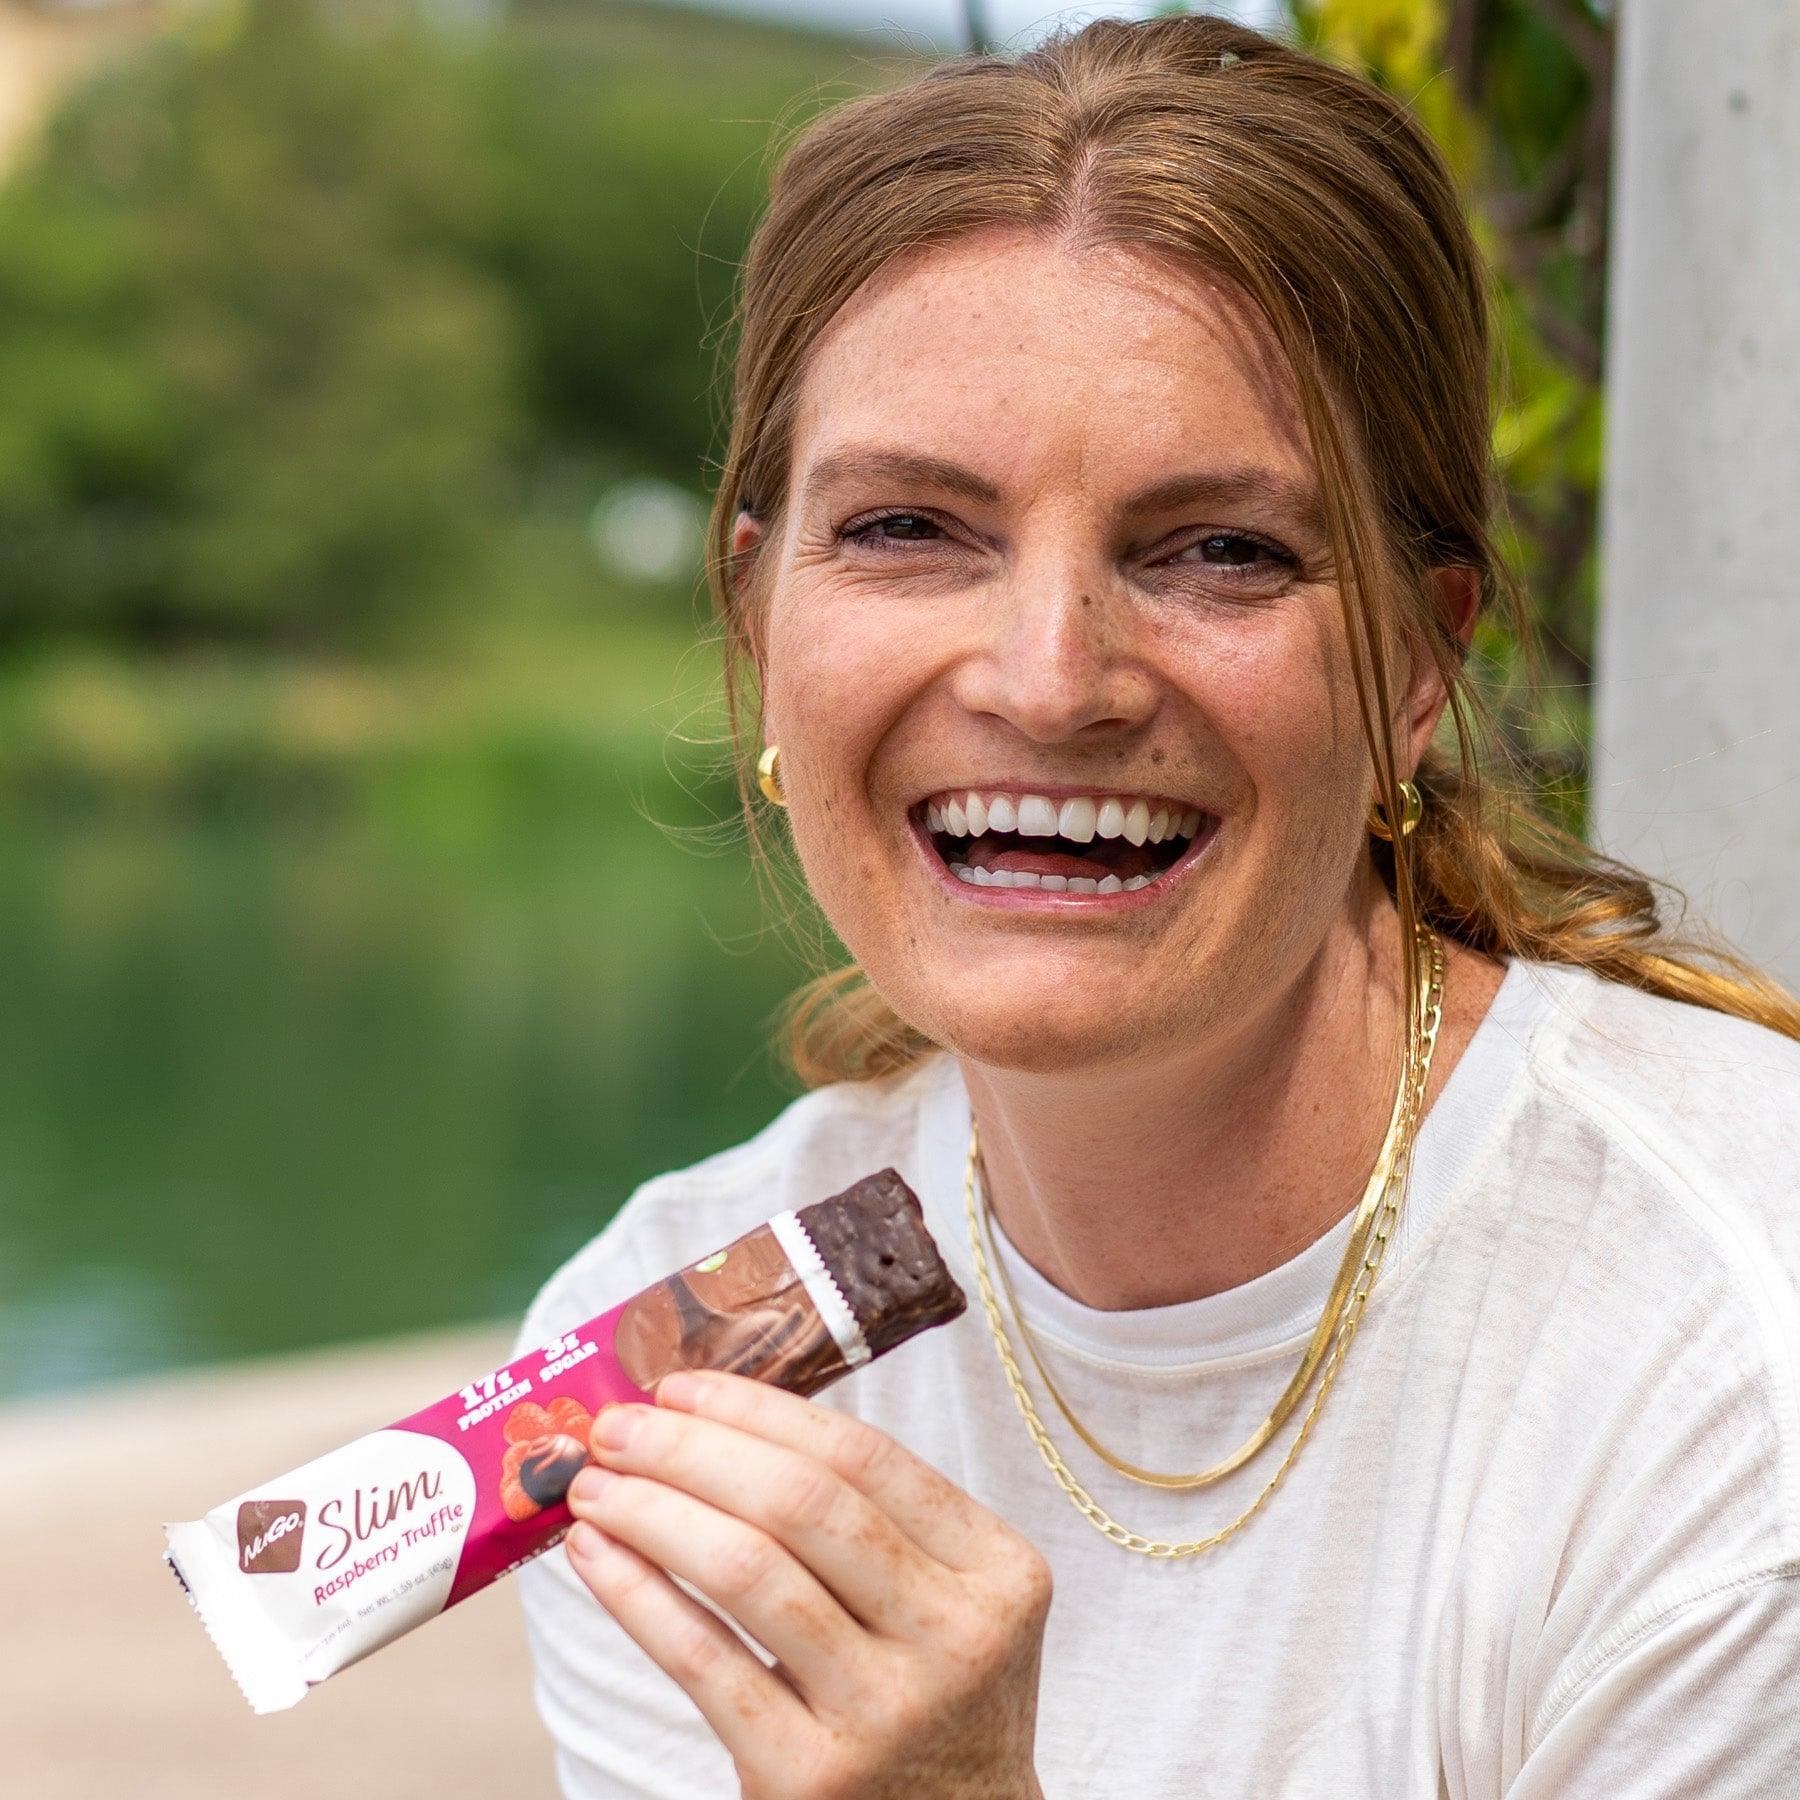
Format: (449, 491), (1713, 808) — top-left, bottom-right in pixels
(563, 1520), (810, 1761)
(653, 1370), (996, 1573)
(588, 1400), (954, 1638)
(567, 1465), (874, 1711)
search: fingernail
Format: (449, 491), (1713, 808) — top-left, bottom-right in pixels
(568, 1466), (616, 1508)
(657, 1372), (701, 1408)
(592, 1404), (636, 1451)
(566, 1520), (606, 1562)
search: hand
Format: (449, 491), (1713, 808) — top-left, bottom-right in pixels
(563, 1368), (1052, 1800)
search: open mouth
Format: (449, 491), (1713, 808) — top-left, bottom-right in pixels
(914, 788), (1217, 897)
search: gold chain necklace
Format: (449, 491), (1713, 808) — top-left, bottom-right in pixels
(962, 923), (1445, 1557)
(972, 922), (1447, 1491)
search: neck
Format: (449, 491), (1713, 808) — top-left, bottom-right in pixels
(959, 887), (1492, 1312)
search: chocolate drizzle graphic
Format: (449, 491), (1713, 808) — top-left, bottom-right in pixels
(615, 1222), (842, 1398)
(518, 1435), (589, 1507)
(613, 1171), (965, 1399)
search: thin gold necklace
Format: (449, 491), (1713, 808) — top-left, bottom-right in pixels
(972, 922), (1445, 1490)
(962, 923), (1445, 1557)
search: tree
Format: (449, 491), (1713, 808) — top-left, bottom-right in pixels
(0, 0), (522, 649)
(0, 0), (909, 652)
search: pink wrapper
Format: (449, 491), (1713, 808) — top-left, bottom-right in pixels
(164, 1175), (962, 1713)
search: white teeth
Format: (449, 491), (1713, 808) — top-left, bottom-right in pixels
(952, 863), (1158, 896)
(928, 790), (1207, 847)
(1057, 796), (1097, 843)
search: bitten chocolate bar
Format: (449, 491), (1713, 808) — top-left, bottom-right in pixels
(164, 1169), (965, 1714)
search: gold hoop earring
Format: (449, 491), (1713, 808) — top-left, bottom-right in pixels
(1368, 778), (1422, 841)
(756, 743), (786, 807)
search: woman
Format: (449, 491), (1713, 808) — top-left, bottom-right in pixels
(513, 15), (1800, 1797)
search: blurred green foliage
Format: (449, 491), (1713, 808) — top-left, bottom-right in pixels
(0, 0), (521, 647)
(0, 0), (926, 760)
(1291, 0), (1610, 828)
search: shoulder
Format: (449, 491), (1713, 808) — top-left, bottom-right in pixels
(1504, 959), (1800, 1299)
(1492, 960), (1800, 1532)
(513, 1050), (960, 1355)
(1514, 958), (1800, 1232)
(1436, 962), (1800, 1689)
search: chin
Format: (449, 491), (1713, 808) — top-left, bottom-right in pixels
(899, 979), (1167, 1076)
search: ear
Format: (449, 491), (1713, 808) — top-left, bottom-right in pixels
(731, 506), (775, 731)
(1401, 565), (1480, 770)
(730, 506), (764, 572)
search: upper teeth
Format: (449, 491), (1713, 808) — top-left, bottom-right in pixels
(923, 790), (1203, 846)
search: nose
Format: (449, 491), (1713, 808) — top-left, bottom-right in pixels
(948, 567), (1159, 745)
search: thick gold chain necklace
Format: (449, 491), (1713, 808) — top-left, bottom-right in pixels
(962, 923), (1445, 1557)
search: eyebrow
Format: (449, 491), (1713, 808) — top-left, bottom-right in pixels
(798, 445), (1326, 536)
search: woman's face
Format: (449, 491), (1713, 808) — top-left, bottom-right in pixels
(739, 228), (1438, 1075)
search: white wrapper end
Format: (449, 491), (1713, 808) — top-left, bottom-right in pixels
(769, 1209), (871, 1369)
(164, 1523), (309, 1714)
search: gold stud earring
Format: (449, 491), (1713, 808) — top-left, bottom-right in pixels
(1367, 778), (1422, 841)
(756, 743), (787, 807)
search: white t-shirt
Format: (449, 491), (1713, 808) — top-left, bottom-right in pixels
(512, 957), (1800, 1797)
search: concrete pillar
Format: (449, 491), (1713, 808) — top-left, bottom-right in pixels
(1591, 0), (1800, 991)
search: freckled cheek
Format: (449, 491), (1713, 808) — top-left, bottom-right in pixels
(1178, 634), (1363, 827)
(763, 599), (919, 879)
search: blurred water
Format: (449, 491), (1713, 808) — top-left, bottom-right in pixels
(0, 793), (810, 1400)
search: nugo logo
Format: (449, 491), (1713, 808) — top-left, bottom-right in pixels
(237, 1498), (307, 1575)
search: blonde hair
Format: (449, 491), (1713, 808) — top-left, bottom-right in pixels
(702, 13), (1800, 1085)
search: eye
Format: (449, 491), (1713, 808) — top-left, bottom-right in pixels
(837, 510), (948, 550)
(1167, 531), (1298, 574)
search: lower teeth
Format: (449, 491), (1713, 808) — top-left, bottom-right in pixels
(953, 866), (1149, 893)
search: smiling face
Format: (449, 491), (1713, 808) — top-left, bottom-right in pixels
(737, 227), (1444, 1076)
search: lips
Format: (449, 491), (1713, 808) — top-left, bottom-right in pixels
(914, 785), (1216, 898)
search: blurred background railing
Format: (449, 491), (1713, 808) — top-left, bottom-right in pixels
(0, 0), (1617, 1405)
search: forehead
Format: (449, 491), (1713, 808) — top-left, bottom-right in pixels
(788, 227), (1312, 502)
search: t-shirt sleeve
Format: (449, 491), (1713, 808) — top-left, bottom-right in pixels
(505, 1209), (742, 1799)
(1509, 1567), (1800, 1795)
